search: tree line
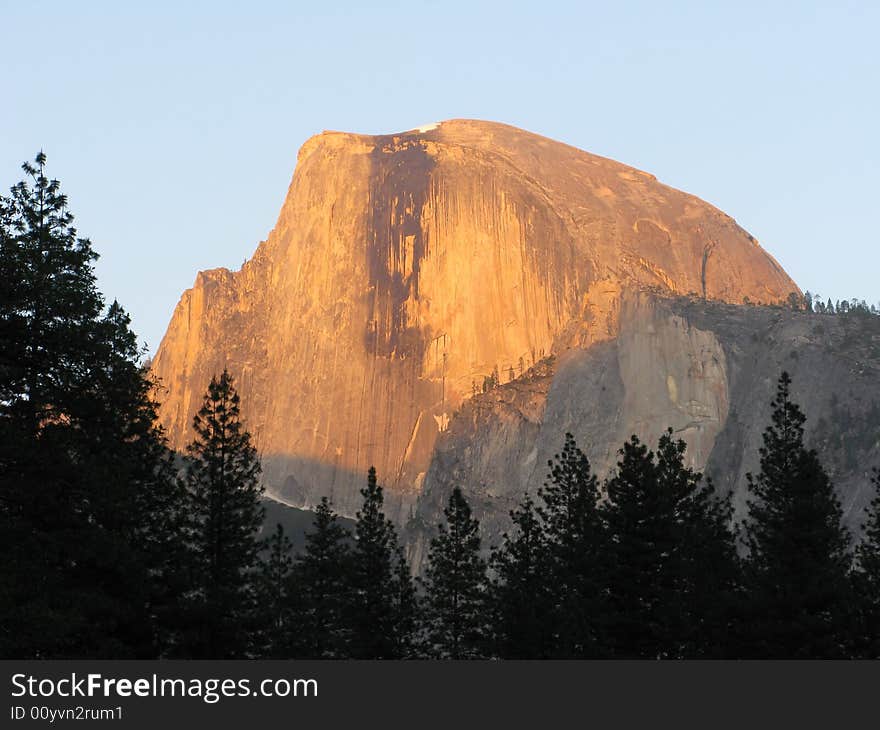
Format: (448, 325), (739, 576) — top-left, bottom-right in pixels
(231, 370), (880, 660)
(799, 291), (879, 316)
(2, 154), (879, 659)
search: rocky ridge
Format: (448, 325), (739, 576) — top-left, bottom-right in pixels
(152, 119), (804, 526)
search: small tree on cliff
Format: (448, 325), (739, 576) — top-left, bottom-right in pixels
(420, 487), (487, 658)
(348, 467), (416, 658)
(740, 371), (853, 658)
(180, 369), (265, 658)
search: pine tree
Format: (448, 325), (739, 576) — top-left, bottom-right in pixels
(740, 371), (853, 658)
(391, 541), (419, 659)
(853, 468), (880, 658)
(602, 435), (668, 658)
(669, 439), (740, 658)
(348, 467), (414, 658)
(602, 430), (739, 658)
(92, 301), (191, 657)
(0, 153), (101, 430)
(180, 369), (265, 658)
(419, 487), (487, 659)
(254, 523), (294, 657)
(537, 433), (606, 657)
(289, 497), (353, 658)
(489, 495), (554, 658)
(0, 154), (182, 658)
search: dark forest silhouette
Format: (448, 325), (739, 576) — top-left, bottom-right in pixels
(2, 155), (880, 659)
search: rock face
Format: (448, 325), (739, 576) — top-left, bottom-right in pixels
(152, 119), (800, 522)
(405, 295), (880, 570)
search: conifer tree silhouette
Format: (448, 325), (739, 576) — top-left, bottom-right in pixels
(291, 497), (353, 658)
(741, 372), (853, 658)
(420, 487), (487, 659)
(853, 469), (880, 658)
(254, 523), (294, 657)
(0, 154), (183, 658)
(538, 434), (606, 657)
(602, 430), (738, 658)
(489, 495), (554, 658)
(181, 369), (265, 658)
(348, 467), (415, 658)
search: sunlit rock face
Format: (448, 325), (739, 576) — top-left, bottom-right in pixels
(152, 119), (799, 521)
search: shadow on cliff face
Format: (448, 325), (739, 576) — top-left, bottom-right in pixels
(403, 339), (625, 572)
(258, 498), (355, 554)
(364, 136), (436, 360)
(404, 295), (880, 572)
(260, 453), (418, 526)
(680, 298), (880, 529)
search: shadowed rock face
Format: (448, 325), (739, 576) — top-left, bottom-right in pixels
(405, 295), (880, 571)
(152, 119), (799, 521)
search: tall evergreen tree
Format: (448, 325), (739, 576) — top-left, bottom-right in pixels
(391, 541), (419, 658)
(602, 430), (738, 658)
(740, 371), (853, 658)
(348, 467), (414, 658)
(0, 154), (182, 658)
(853, 468), (880, 658)
(0, 153), (100, 429)
(254, 523), (294, 657)
(489, 495), (554, 658)
(603, 435), (672, 658)
(419, 487), (487, 659)
(668, 437), (740, 658)
(180, 369), (265, 658)
(98, 304), (190, 658)
(537, 433), (606, 657)
(290, 497), (353, 658)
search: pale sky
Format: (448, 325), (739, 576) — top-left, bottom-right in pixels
(2, 1), (877, 353)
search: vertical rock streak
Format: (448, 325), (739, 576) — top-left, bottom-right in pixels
(366, 137), (435, 359)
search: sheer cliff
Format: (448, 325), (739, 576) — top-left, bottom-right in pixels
(151, 119), (801, 521)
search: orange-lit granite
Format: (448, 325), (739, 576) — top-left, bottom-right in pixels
(151, 120), (799, 520)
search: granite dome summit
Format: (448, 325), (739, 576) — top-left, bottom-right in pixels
(151, 119), (801, 520)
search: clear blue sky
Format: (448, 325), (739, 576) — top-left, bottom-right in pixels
(2, 1), (877, 353)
